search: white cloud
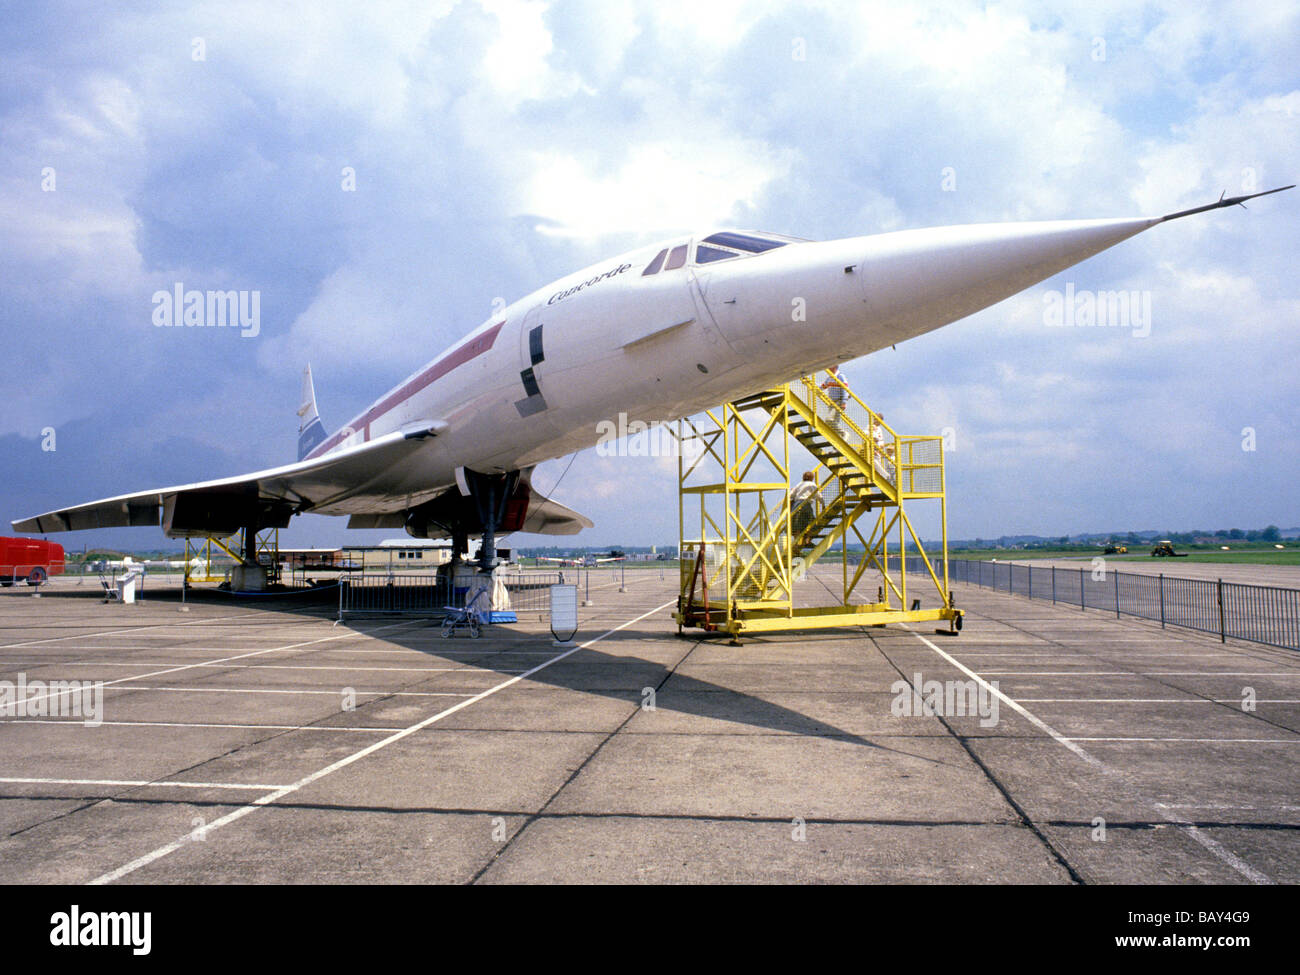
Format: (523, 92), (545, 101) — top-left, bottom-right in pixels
(1134, 90), (1300, 219)
(523, 138), (793, 238)
(477, 0), (584, 103)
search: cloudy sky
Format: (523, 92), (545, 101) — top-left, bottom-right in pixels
(2, 0), (1296, 552)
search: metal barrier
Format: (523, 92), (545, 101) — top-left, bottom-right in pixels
(337, 573), (449, 618)
(938, 558), (1300, 652)
(503, 571), (566, 612)
(337, 570), (567, 619)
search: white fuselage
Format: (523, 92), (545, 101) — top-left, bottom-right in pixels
(303, 217), (1154, 515)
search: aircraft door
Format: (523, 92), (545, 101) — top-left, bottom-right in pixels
(691, 269), (752, 354)
(514, 305), (552, 421)
(687, 273), (736, 355)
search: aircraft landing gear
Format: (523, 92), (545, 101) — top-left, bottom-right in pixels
(457, 468), (520, 573)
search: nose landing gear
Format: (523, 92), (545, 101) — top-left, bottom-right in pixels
(456, 467), (521, 573)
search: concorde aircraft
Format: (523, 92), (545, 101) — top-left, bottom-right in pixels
(14, 186), (1292, 576)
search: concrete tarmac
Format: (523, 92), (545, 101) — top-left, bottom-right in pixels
(0, 569), (1296, 884)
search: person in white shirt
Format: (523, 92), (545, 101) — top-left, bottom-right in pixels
(873, 416), (896, 467)
(790, 471), (818, 540)
(821, 366), (848, 433)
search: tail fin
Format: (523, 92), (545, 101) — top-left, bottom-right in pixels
(297, 364), (328, 460)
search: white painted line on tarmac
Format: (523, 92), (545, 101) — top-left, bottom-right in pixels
(955, 652), (1260, 658)
(16, 620), (422, 710)
(10, 646), (556, 659)
(903, 625), (1276, 885)
(326, 648), (564, 656)
(89, 598), (677, 885)
(1, 719), (406, 734)
(26, 644), (353, 654)
(1065, 737), (1300, 744)
(973, 671), (1300, 677)
(0, 614), (255, 649)
(972, 671), (1140, 676)
(104, 685), (473, 698)
(1158, 802), (1300, 812)
(1153, 805), (1273, 885)
(0, 776), (287, 791)
(899, 626), (1101, 765)
(1019, 698), (1300, 704)
(19, 661), (528, 674)
(281, 646), (558, 655)
(1143, 672), (1300, 677)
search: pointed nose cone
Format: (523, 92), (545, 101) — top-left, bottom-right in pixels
(859, 216), (1159, 345)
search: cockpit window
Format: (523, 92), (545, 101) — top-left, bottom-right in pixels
(664, 244), (688, 270)
(642, 248), (668, 276)
(644, 233), (791, 275)
(695, 244), (741, 264)
(701, 231), (788, 253)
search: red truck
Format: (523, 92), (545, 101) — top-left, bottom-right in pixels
(0, 536), (65, 587)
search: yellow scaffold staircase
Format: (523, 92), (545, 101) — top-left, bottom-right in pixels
(184, 528), (280, 586)
(674, 369), (962, 640)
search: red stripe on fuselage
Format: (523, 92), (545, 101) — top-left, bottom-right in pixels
(306, 321), (505, 460)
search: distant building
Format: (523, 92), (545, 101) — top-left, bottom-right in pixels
(278, 548), (346, 571)
(340, 538), (511, 569)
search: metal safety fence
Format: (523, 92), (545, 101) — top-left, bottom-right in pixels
(931, 558), (1300, 652)
(337, 570), (568, 619)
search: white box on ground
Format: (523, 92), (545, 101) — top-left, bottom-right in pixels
(117, 566), (145, 604)
(550, 584), (578, 646)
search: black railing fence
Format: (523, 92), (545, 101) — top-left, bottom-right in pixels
(337, 570), (568, 619)
(889, 557), (1298, 651)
